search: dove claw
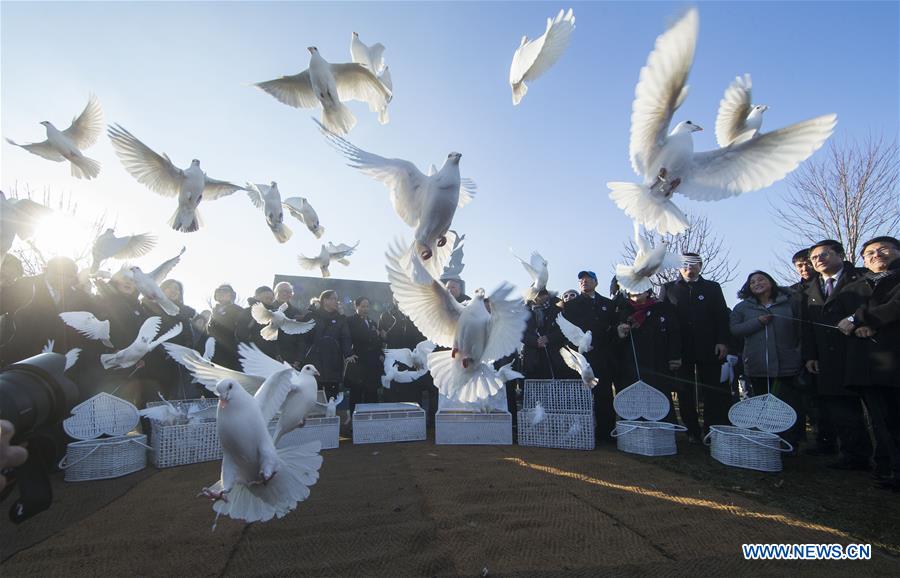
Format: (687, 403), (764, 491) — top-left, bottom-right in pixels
(451, 348), (458, 359)
(665, 177), (682, 197)
(420, 248), (433, 260)
(199, 487), (229, 503)
(462, 357), (471, 369)
(437, 236), (447, 247)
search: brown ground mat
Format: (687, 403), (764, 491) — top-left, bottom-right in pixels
(2, 439), (899, 576)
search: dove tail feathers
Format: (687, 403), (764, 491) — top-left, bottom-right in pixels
(271, 222), (293, 244)
(321, 103), (357, 136)
(99, 352), (118, 369)
(169, 205), (202, 233)
(211, 442), (323, 524)
(70, 155), (101, 180)
(614, 265), (653, 295)
(312, 225), (325, 239)
(427, 350), (504, 404)
(511, 81), (527, 106)
(260, 325), (279, 341)
(607, 182), (689, 236)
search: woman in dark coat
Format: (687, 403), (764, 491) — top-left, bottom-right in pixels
(729, 271), (804, 445)
(521, 290), (569, 380)
(207, 284), (243, 370)
(302, 289), (352, 400)
(613, 289), (681, 423)
(345, 297), (384, 410)
(141, 279), (198, 399)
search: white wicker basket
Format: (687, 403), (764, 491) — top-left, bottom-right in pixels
(435, 411), (512, 445)
(352, 403), (426, 444)
(63, 393), (139, 440)
(523, 379), (593, 413)
(517, 411), (595, 450)
(705, 394), (796, 472)
(612, 381), (671, 421)
(59, 434), (149, 482)
(611, 421), (686, 457)
(145, 398), (221, 468)
(269, 416), (340, 450)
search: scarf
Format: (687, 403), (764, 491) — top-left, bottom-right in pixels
(627, 298), (657, 329)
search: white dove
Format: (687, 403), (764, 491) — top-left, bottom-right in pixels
(350, 32), (386, 74)
(319, 125), (476, 279)
(607, 8), (837, 236)
(90, 228), (157, 273)
(1, 192), (52, 257)
(199, 378), (323, 526)
(529, 402), (546, 426)
(509, 8), (576, 105)
(42, 340), (80, 371)
(559, 347), (598, 390)
(58, 311), (113, 348)
(386, 241), (528, 403)
(139, 392), (218, 425)
(298, 242), (358, 278)
(555, 313), (592, 354)
(246, 182), (292, 243)
(511, 250), (549, 294)
(108, 124), (244, 233)
(282, 196), (325, 239)
(251, 302), (315, 341)
(495, 361), (524, 383)
(129, 249), (183, 317)
(615, 223), (682, 295)
(321, 392), (344, 418)
(6, 94), (103, 179)
(715, 74), (768, 147)
(255, 46), (392, 135)
(384, 339), (436, 372)
(100, 316), (183, 370)
(203, 337), (216, 361)
(381, 360), (428, 390)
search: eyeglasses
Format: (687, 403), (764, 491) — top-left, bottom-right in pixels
(862, 247), (893, 259)
(809, 251), (834, 261)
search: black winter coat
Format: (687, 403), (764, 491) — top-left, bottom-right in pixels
(207, 302), (243, 370)
(800, 261), (867, 396)
(302, 309), (352, 384)
(345, 315), (384, 388)
(522, 299), (570, 380)
(613, 299), (681, 393)
(378, 307), (425, 350)
(276, 301), (307, 364)
(562, 292), (616, 381)
(140, 299), (196, 399)
(842, 259), (900, 389)
(658, 276), (730, 365)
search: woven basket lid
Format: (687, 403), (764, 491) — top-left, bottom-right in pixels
(63, 392), (139, 440)
(613, 380), (671, 421)
(728, 393), (797, 433)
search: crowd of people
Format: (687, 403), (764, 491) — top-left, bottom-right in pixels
(0, 235), (897, 493)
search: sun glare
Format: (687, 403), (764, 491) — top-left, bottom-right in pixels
(31, 212), (97, 262)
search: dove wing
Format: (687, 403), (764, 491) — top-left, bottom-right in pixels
(203, 337), (216, 360)
(245, 183), (265, 209)
(513, 251), (539, 283)
(6, 138), (65, 161)
(384, 347), (416, 368)
(238, 341), (292, 378)
(629, 8), (698, 176)
(254, 369), (299, 423)
(511, 9), (575, 85)
(251, 302), (275, 325)
(482, 284), (529, 362)
(386, 242), (463, 347)
(318, 122), (427, 227)
(458, 178), (477, 208)
(108, 124), (184, 197)
(109, 233), (157, 260)
(297, 254), (321, 270)
(715, 74), (753, 148)
(148, 248), (184, 284)
(164, 342), (265, 393)
(136, 316), (162, 344)
(280, 318), (316, 335)
(255, 70), (319, 109)
(150, 322), (183, 348)
(555, 313), (585, 347)
(59, 311), (109, 341)
(330, 62), (392, 110)
(202, 177), (243, 201)
(558, 347), (584, 375)
(327, 241), (358, 258)
(681, 114), (837, 201)
(282, 197), (309, 223)
(62, 94), (103, 150)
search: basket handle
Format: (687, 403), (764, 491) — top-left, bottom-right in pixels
(610, 424), (637, 437)
(703, 431), (713, 446)
(739, 432), (794, 453)
(58, 445), (101, 469)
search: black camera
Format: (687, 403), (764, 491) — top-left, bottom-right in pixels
(0, 352), (80, 523)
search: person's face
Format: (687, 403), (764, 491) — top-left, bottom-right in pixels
(356, 299), (370, 316)
(445, 280), (461, 298)
(47, 265), (78, 293)
(793, 259), (813, 281)
(113, 275), (137, 296)
(862, 242), (900, 273)
(679, 262), (702, 281)
(562, 291), (577, 302)
(275, 286), (293, 303)
(322, 294), (338, 312)
(162, 283), (182, 303)
(257, 290), (275, 306)
(809, 245), (844, 275)
(215, 289), (234, 305)
(748, 274), (773, 299)
(578, 276), (597, 294)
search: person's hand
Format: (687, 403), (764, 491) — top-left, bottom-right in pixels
(346, 355), (358, 364)
(837, 318), (855, 335)
(806, 359), (819, 374)
(617, 323), (631, 339)
(855, 326), (876, 338)
(1, 420), (28, 492)
(536, 336), (549, 348)
(668, 358), (682, 371)
(714, 344), (728, 360)
(758, 314), (773, 326)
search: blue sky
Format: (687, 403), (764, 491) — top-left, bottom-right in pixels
(2, 1), (898, 309)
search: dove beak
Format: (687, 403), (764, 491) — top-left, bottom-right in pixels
(314, 369), (321, 377)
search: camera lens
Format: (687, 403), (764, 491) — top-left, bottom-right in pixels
(0, 352), (79, 442)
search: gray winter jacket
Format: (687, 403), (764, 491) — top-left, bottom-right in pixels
(730, 293), (801, 377)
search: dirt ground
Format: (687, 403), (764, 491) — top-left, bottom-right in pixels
(2, 432), (899, 577)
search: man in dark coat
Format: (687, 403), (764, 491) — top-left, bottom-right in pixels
(658, 253), (731, 441)
(235, 286), (279, 360)
(273, 281), (306, 366)
(563, 270), (616, 442)
(140, 279), (197, 400)
(522, 290), (568, 380)
(345, 297), (384, 410)
(207, 284), (243, 370)
(838, 236), (900, 489)
(303, 290), (353, 401)
(800, 240), (871, 470)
